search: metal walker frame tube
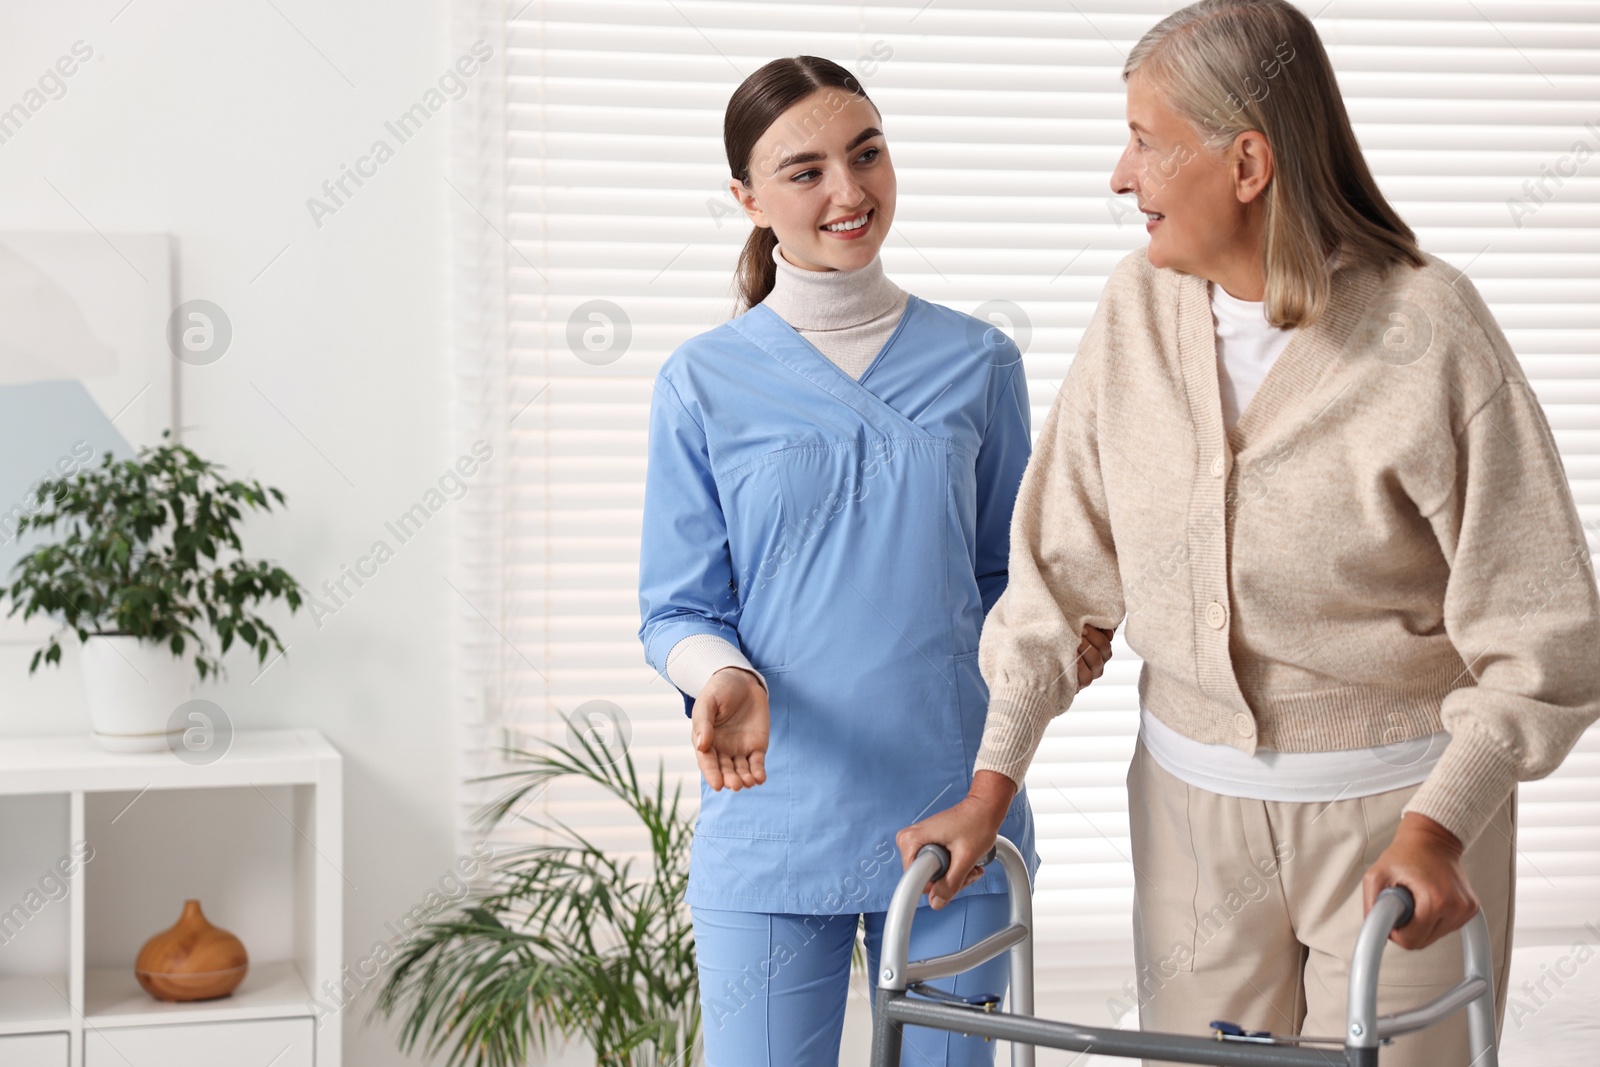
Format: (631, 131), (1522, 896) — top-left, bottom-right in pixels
(870, 837), (1498, 1067)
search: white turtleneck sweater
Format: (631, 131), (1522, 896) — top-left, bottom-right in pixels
(664, 244), (909, 700)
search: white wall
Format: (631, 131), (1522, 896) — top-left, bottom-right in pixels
(0, 3), (463, 1064)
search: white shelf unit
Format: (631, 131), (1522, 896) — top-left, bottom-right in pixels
(0, 729), (342, 1067)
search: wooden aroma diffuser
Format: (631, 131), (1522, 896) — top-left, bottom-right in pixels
(135, 899), (249, 1001)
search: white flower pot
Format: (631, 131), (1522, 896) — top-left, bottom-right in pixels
(79, 635), (194, 752)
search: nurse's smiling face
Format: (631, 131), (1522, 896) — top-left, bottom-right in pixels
(730, 90), (896, 273)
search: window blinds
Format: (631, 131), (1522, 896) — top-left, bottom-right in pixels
(450, 0), (1600, 989)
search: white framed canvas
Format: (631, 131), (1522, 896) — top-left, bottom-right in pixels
(0, 232), (174, 644)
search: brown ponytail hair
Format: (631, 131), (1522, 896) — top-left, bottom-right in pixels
(724, 57), (878, 311)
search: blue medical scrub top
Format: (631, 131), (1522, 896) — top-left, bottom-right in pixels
(639, 295), (1040, 914)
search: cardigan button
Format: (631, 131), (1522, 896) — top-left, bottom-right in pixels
(1205, 601), (1228, 629)
(1234, 711), (1254, 737)
(1210, 453), (1226, 478)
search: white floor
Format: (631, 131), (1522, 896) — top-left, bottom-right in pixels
(1498, 941), (1600, 1067)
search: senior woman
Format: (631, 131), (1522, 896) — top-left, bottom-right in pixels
(898, 2), (1600, 1064)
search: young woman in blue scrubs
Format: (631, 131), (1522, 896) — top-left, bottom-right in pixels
(638, 57), (1112, 1066)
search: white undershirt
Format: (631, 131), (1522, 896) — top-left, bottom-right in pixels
(1211, 282), (1294, 431)
(1138, 282), (1448, 802)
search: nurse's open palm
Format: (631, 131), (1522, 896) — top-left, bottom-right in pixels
(691, 668), (769, 791)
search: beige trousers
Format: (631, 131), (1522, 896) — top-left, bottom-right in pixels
(1126, 738), (1516, 1067)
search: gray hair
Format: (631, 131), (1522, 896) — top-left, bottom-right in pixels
(1125, 0), (1423, 327)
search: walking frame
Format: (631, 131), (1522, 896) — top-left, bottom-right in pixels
(870, 837), (1498, 1067)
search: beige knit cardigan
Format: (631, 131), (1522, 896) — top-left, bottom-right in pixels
(975, 249), (1600, 846)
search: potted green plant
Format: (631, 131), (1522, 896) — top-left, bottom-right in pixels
(2, 430), (302, 751)
(370, 719), (701, 1067)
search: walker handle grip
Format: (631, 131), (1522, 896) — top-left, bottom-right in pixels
(1380, 885), (1416, 929)
(913, 842), (1000, 886)
(916, 843), (952, 883)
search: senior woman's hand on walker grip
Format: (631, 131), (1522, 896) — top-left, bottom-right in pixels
(1361, 811), (1479, 951)
(691, 667), (769, 791)
(897, 623), (1116, 907)
(896, 770), (1016, 909)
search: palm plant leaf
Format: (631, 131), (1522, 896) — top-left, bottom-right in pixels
(369, 713), (700, 1066)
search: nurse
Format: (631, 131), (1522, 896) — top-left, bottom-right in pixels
(637, 56), (1112, 1067)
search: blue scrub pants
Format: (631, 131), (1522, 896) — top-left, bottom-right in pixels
(692, 893), (1012, 1067)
